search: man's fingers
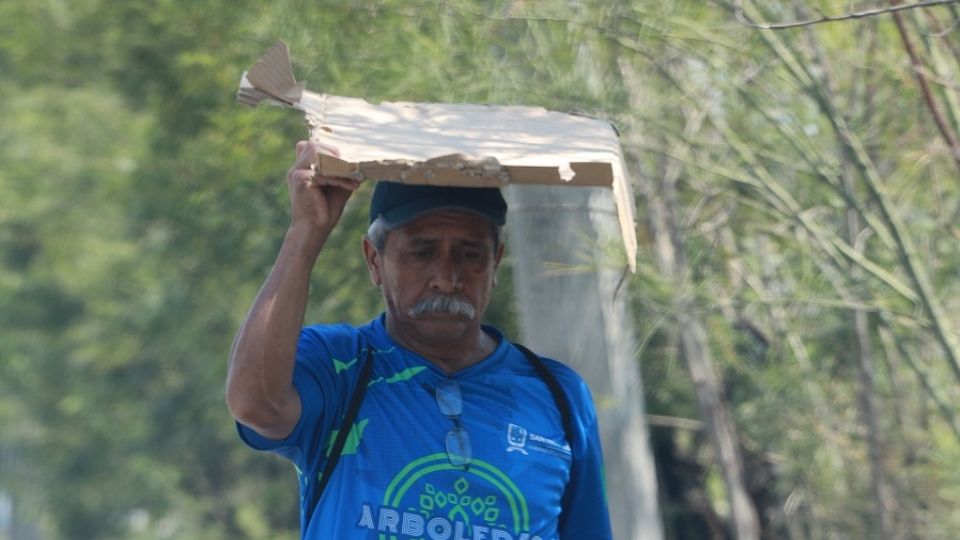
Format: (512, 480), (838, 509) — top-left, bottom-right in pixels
(314, 141), (341, 158)
(288, 168), (315, 184)
(313, 175), (361, 191)
(295, 140), (340, 160)
(291, 141), (345, 178)
(288, 168), (360, 192)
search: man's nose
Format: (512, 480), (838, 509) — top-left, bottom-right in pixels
(429, 254), (463, 293)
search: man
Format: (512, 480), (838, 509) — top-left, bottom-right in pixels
(226, 141), (613, 539)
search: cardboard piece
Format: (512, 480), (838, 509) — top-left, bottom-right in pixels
(238, 41), (637, 271)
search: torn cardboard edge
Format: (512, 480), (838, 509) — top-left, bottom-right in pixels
(237, 41), (637, 272)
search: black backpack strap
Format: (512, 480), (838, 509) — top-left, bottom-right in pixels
(512, 343), (574, 449)
(308, 346), (375, 520)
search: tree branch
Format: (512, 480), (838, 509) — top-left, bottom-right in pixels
(734, 0), (960, 29)
(890, 2), (960, 174)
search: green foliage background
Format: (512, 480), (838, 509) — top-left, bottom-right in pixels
(2, 1), (960, 539)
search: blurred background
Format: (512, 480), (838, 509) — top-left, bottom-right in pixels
(2, 1), (960, 538)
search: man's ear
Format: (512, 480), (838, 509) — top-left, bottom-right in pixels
(362, 237), (382, 286)
(492, 242), (505, 285)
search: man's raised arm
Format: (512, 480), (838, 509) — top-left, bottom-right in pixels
(225, 141), (359, 440)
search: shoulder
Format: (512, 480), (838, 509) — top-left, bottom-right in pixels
(536, 356), (585, 387)
(291, 322), (378, 416)
(298, 321), (378, 353)
(508, 343), (587, 389)
(300, 322), (363, 343)
(295, 322), (374, 376)
(508, 345), (596, 413)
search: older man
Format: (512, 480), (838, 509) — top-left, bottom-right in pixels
(226, 141), (612, 539)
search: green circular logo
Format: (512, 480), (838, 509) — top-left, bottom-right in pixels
(376, 453), (531, 540)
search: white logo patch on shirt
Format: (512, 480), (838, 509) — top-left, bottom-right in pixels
(506, 423), (570, 458)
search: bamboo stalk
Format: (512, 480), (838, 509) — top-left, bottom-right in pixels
(891, 1), (960, 176)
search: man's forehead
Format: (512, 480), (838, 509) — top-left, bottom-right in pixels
(403, 209), (493, 228)
(393, 210), (495, 240)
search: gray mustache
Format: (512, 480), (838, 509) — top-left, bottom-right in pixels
(407, 296), (477, 319)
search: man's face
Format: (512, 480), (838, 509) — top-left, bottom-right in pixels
(363, 210), (503, 349)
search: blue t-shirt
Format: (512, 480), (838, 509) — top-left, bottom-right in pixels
(238, 315), (612, 540)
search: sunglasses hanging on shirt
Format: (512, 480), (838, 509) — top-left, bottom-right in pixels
(435, 378), (472, 469)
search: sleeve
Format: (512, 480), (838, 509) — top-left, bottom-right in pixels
(235, 325), (355, 470)
(557, 374), (614, 540)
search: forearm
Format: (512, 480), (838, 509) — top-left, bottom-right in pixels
(226, 225), (328, 433)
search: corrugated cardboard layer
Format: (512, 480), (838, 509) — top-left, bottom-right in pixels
(238, 41), (637, 271)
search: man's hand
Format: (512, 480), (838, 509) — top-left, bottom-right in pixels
(286, 140), (361, 240)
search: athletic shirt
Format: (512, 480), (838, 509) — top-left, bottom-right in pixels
(238, 315), (613, 540)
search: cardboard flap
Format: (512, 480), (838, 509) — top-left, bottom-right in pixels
(239, 41), (304, 105)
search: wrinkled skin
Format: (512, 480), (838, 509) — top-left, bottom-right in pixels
(362, 210), (504, 373)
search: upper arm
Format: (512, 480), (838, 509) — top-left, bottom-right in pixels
(235, 325), (355, 461)
(551, 365), (613, 539)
